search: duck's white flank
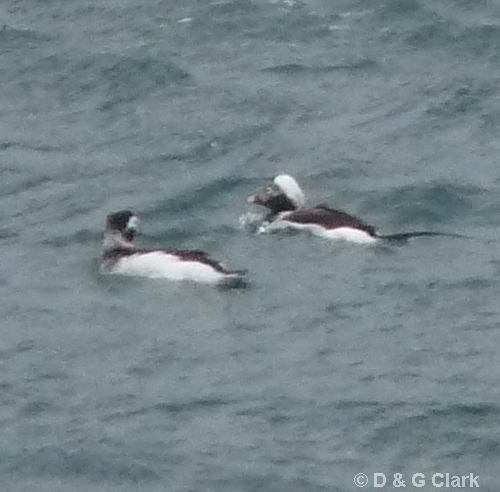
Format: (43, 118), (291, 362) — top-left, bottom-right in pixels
(105, 251), (240, 284)
(259, 218), (378, 244)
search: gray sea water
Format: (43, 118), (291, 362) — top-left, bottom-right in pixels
(2, 0), (500, 490)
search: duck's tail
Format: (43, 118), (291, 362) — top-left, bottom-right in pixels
(219, 270), (248, 289)
(375, 231), (469, 243)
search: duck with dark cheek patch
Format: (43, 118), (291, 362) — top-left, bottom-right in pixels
(100, 210), (246, 286)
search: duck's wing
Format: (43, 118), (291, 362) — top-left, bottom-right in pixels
(285, 205), (377, 236)
(169, 249), (246, 275)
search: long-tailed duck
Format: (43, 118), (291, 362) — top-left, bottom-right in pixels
(101, 210), (246, 286)
(248, 174), (460, 244)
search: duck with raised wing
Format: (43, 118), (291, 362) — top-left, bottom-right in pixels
(248, 174), (463, 244)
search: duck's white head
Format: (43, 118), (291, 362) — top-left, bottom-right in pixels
(248, 174), (306, 214)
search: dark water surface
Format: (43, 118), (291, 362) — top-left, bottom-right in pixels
(1, 0), (500, 490)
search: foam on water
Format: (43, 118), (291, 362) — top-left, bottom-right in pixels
(238, 211), (265, 234)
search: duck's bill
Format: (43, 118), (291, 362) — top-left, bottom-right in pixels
(247, 194), (261, 204)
